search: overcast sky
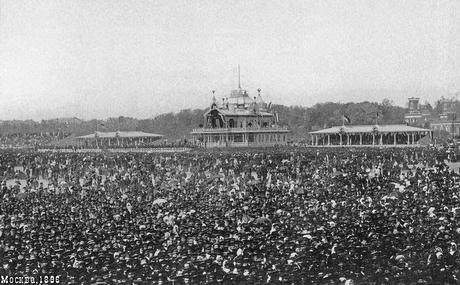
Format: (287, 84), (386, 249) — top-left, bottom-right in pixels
(1, 0), (459, 120)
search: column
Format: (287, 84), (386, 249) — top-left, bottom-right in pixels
(394, 133), (396, 145)
(380, 134), (383, 145)
(372, 134), (375, 146)
(412, 133), (415, 145)
(328, 135), (330, 145)
(340, 134), (343, 146)
(407, 133), (410, 145)
(359, 134), (362, 145)
(315, 135), (318, 146)
(311, 136), (314, 145)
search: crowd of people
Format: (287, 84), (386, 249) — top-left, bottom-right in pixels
(0, 133), (71, 149)
(56, 139), (195, 151)
(0, 147), (459, 284)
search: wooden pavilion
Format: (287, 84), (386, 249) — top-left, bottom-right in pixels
(309, 124), (432, 147)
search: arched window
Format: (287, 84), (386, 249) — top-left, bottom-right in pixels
(228, 119), (235, 128)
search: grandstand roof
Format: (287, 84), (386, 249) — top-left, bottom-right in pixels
(309, 124), (431, 134)
(76, 131), (163, 139)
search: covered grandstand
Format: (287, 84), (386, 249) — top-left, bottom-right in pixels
(309, 124), (432, 146)
(76, 131), (163, 148)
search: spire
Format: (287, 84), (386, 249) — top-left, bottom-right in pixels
(238, 64), (241, 89)
(211, 90), (217, 109)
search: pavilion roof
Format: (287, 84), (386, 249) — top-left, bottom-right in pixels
(76, 131), (163, 139)
(309, 124), (431, 134)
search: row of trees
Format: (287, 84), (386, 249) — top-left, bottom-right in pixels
(0, 99), (411, 141)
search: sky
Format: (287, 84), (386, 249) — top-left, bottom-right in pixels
(1, 0), (459, 120)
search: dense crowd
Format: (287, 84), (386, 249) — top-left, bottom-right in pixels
(0, 133), (71, 149)
(0, 133), (192, 150)
(0, 147), (459, 284)
(57, 140), (194, 150)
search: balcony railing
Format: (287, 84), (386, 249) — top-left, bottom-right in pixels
(191, 126), (289, 133)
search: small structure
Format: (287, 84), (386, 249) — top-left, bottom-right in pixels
(76, 131), (163, 148)
(309, 124), (431, 147)
(191, 68), (289, 148)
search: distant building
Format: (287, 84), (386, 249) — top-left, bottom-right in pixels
(428, 97), (460, 137)
(403, 96), (460, 137)
(439, 98), (457, 118)
(404, 97), (431, 127)
(190, 71), (289, 148)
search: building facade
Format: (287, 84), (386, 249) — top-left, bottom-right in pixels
(191, 87), (289, 148)
(404, 97), (431, 127)
(429, 98), (460, 137)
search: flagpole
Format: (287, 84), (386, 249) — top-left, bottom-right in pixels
(96, 121), (98, 148)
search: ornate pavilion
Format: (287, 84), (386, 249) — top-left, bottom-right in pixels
(309, 124), (432, 147)
(191, 83), (289, 148)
